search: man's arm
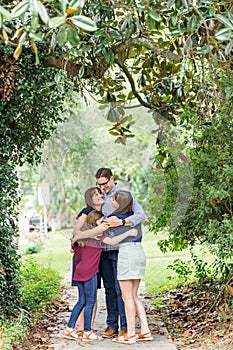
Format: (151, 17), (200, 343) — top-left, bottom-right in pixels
(105, 198), (147, 227)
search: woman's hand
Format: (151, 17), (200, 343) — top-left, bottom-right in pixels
(70, 234), (78, 244)
(98, 221), (110, 231)
(128, 229), (137, 237)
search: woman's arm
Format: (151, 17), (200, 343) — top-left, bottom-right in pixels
(72, 213), (88, 233)
(103, 228), (137, 245)
(70, 222), (109, 244)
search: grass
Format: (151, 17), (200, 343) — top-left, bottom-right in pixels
(20, 226), (215, 295)
(20, 229), (72, 275)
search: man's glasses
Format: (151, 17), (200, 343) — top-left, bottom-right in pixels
(96, 179), (110, 187)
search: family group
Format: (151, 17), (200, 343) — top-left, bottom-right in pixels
(63, 167), (153, 345)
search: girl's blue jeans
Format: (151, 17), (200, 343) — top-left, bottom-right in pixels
(67, 274), (97, 331)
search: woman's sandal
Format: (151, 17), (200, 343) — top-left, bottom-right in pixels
(63, 327), (82, 341)
(136, 331), (153, 341)
(112, 334), (137, 344)
(82, 330), (103, 341)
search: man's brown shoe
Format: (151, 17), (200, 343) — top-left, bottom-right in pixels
(119, 329), (127, 336)
(102, 327), (118, 338)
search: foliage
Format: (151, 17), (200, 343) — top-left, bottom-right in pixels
(20, 256), (62, 311)
(0, 43), (69, 316)
(0, 257), (63, 350)
(149, 94), (233, 278)
(0, 0), (233, 141)
(24, 240), (44, 255)
(0, 0), (233, 316)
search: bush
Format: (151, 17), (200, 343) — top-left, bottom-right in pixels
(20, 257), (62, 311)
(24, 240), (44, 255)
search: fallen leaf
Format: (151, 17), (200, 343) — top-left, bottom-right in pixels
(226, 285), (233, 296)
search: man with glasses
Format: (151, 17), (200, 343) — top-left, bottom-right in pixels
(95, 167), (146, 338)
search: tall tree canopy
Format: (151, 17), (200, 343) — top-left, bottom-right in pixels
(1, 0), (233, 139)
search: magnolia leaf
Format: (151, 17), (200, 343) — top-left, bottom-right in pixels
(148, 9), (162, 22)
(19, 31), (27, 43)
(29, 32), (43, 41)
(181, 0), (190, 10)
(49, 16), (66, 29)
(61, 0), (68, 13)
(70, 15), (97, 31)
(78, 65), (85, 78)
(70, 0), (86, 8)
(167, 0), (175, 9)
(215, 28), (232, 41)
(214, 14), (233, 30)
(36, 1), (49, 24)
(13, 43), (23, 60)
(0, 5), (11, 20)
(66, 27), (80, 45)
(225, 40), (233, 55)
(56, 26), (68, 45)
(11, 0), (29, 19)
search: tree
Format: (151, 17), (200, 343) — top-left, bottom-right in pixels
(1, 0), (233, 315)
(0, 1), (233, 140)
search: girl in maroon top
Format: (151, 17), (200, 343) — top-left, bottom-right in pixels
(64, 210), (137, 342)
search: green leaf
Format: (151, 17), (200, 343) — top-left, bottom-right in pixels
(70, 15), (97, 31)
(78, 65), (85, 78)
(225, 40), (233, 55)
(19, 31), (27, 43)
(0, 5), (11, 20)
(66, 27), (80, 46)
(61, 0), (68, 13)
(181, 0), (190, 10)
(56, 26), (68, 45)
(148, 9), (162, 22)
(49, 16), (66, 29)
(70, 0), (86, 8)
(167, 0), (175, 9)
(215, 28), (232, 41)
(214, 14), (233, 30)
(36, 1), (49, 24)
(11, 0), (29, 19)
(29, 32), (43, 41)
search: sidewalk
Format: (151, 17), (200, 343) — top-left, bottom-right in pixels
(48, 275), (177, 350)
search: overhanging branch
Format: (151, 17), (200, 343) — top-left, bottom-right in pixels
(115, 59), (154, 110)
(114, 37), (181, 62)
(42, 56), (110, 79)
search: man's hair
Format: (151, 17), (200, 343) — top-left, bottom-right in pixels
(95, 168), (113, 179)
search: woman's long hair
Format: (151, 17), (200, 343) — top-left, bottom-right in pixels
(84, 187), (102, 209)
(111, 190), (133, 215)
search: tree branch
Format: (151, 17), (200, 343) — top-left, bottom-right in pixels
(115, 60), (154, 109)
(42, 56), (110, 79)
(114, 37), (181, 62)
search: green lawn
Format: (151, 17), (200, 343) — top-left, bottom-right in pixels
(19, 226), (214, 294)
(20, 229), (73, 275)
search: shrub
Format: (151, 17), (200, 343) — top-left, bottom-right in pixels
(20, 257), (62, 311)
